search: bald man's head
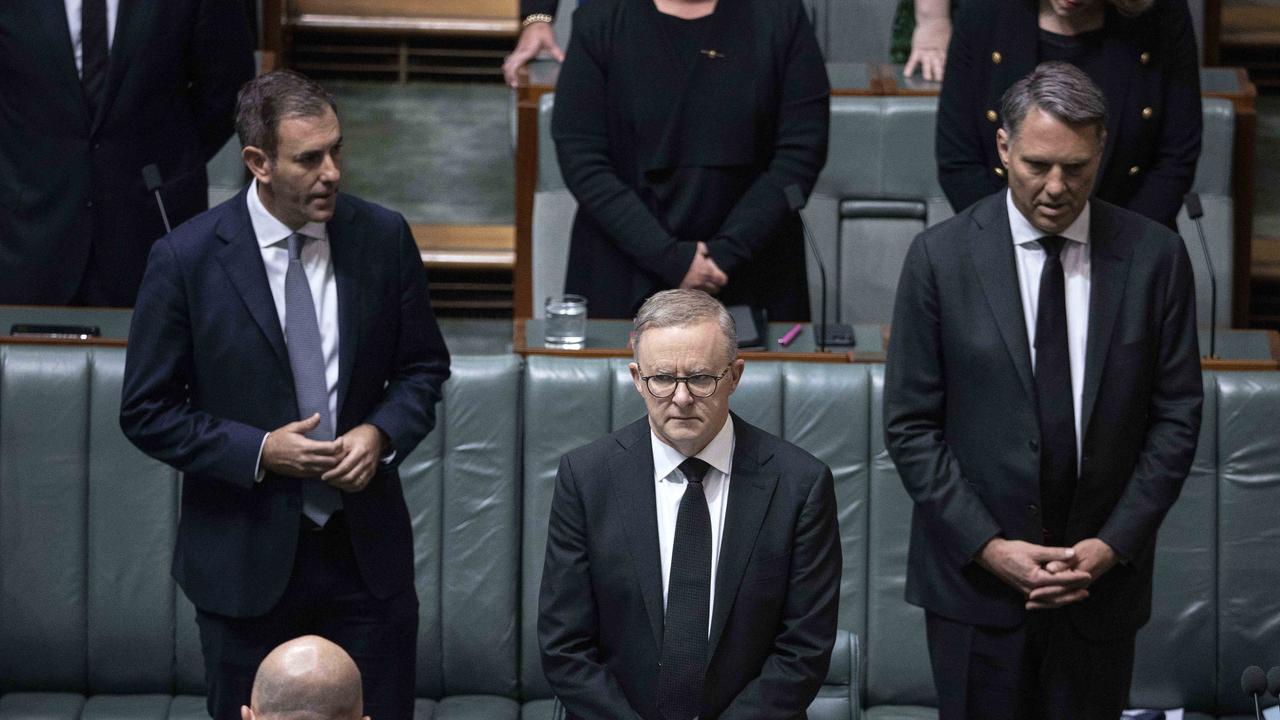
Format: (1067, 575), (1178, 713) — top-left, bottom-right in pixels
(241, 636), (366, 720)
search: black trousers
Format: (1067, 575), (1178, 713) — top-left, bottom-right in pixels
(195, 514), (419, 720)
(925, 610), (1136, 720)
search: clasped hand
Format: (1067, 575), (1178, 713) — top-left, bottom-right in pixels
(261, 414), (387, 492)
(977, 537), (1118, 610)
(680, 241), (728, 294)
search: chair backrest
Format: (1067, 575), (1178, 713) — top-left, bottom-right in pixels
(803, 96), (951, 327)
(532, 93), (576, 317)
(0, 347), (525, 702)
(1178, 97), (1235, 329)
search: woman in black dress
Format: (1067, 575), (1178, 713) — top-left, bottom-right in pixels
(551, 0), (829, 319)
(936, 0), (1201, 228)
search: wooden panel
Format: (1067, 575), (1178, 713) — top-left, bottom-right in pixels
(413, 224), (515, 270)
(292, 0), (516, 20)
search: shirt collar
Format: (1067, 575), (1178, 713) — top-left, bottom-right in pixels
(651, 413), (736, 483)
(1006, 190), (1091, 249)
(246, 179), (328, 249)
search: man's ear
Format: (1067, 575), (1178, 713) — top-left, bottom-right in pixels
(725, 358), (746, 394)
(995, 127), (1011, 169)
(629, 362), (645, 396)
(240, 706), (254, 720)
(242, 146), (272, 184)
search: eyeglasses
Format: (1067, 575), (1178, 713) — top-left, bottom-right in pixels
(640, 366), (732, 398)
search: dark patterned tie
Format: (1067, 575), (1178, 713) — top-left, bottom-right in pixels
(285, 233), (342, 526)
(658, 456), (713, 720)
(81, 0), (109, 118)
(1034, 236), (1078, 544)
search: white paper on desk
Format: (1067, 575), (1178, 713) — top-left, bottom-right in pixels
(1263, 704), (1280, 720)
(1122, 710), (1183, 720)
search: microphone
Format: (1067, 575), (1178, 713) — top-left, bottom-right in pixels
(142, 164), (172, 234)
(1184, 192), (1216, 359)
(1267, 666), (1280, 700)
(785, 184), (854, 350)
(1242, 665), (1267, 720)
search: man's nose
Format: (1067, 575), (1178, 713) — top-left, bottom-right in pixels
(1044, 167), (1065, 196)
(320, 154), (340, 184)
(671, 380), (695, 406)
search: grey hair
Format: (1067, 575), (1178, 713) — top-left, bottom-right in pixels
(1109, 0), (1155, 17)
(235, 70), (338, 159)
(633, 290), (737, 363)
(1001, 61), (1108, 141)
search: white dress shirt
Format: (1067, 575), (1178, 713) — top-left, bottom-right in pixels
(651, 414), (735, 636)
(248, 179), (341, 478)
(64, 0), (121, 76)
(1007, 190), (1091, 461)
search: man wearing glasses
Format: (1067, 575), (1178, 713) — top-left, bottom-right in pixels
(538, 289), (842, 720)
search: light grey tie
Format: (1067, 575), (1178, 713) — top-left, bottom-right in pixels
(285, 232), (342, 526)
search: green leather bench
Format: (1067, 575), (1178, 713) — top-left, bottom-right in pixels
(1, 348), (1277, 719)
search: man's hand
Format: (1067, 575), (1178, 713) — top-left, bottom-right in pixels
(902, 16), (951, 82)
(1024, 538), (1118, 609)
(679, 241), (729, 293)
(976, 537), (1092, 609)
(321, 423), (388, 493)
(502, 22), (564, 88)
(261, 414), (345, 478)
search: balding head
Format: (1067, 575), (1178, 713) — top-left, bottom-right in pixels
(240, 636), (366, 720)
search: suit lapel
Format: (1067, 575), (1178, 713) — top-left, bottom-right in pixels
(969, 198), (1036, 402)
(34, 0), (92, 130)
(610, 420), (665, 651)
(215, 187), (291, 374)
(1081, 203), (1133, 438)
(707, 416), (779, 661)
(92, 0), (150, 136)
(328, 197), (361, 427)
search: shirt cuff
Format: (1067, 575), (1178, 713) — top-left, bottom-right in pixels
(381, 448), (397, 465)
(254, 432), (269, 483)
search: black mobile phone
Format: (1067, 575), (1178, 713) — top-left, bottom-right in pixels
(10, 323), (102, 339)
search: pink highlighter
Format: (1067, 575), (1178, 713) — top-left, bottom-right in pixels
(778, 323), (804, 347)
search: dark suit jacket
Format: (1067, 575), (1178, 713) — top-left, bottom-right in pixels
(552, 0), (829, 319)
(935, 0), (1201, 228)
(120, 186), (451, 618)
(0, 0), (254, 306)
(883, 192), (1202, 641)
(539, 414), (841, 720)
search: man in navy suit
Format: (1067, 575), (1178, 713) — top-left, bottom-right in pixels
(121, 70), (450, 720)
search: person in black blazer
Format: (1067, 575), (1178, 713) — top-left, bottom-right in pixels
(886, 63), (1201, 719)
(0, 0), (254, 306)
(935, 0), (1200, 228)
(539, 289), (841, 719)
(552, 0), (829, 320)
(120, 72), (450, 720)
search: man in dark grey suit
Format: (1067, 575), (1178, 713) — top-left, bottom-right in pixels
(538, 289), (841, 720)
(884, 62), (1202, 720)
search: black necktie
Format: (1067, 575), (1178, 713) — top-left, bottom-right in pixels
(81, 0), (109, 118)
(658, 457), (713, 720)
(1034, 235), (1078, 544)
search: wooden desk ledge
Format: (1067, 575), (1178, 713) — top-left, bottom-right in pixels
(412, 224), (515, 270)
(288, 0), (519, 36)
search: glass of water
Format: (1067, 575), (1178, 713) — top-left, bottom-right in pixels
(544, 294), (587, 346)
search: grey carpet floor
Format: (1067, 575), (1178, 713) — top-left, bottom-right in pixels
(325, 80), (513, 225)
